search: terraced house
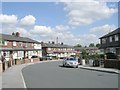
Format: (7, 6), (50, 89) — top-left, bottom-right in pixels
(42, 41), (76, 59)
(0, 32), (42, 64)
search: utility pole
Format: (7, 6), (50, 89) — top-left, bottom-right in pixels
(56, 37), (58, 44)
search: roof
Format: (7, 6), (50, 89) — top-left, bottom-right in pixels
(42, 43), (73, 48)
(0, 34), (40, 43)
(74, 47), (98, 50)
(100, 27), (120, 39)
(0, 48), (42, 51)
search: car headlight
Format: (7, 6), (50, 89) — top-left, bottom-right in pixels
(69, 62), (73, 64)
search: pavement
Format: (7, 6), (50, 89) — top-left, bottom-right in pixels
(0, 60), (119, 89)
(79, 65), (120, 74)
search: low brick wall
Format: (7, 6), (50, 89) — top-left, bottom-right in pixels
(5, 61), (8, 70)
(33, 58), (40, 62)
(0, 62), (2, 73)
(16, 60), (21, 65)
(8, 59), (13, 67)
(24, 59), (31, 63)
(104, 60), (120, 70)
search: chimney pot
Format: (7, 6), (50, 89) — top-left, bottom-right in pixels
(52, 41), (55, 44)
(12, 32), (15, 35)
(16, 32), (20, 37)
(61, 42), (63, 45)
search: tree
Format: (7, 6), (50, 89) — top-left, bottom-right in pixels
(74, 44), (82, 47)
(89, 43), (95, 47)
(96, 43), (100, 48)
(81, 49), (87, 59)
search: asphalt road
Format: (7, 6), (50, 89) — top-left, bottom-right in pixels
(22, 61), (119, 88)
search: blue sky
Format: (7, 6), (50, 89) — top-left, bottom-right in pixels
(1, 1), (119, 46)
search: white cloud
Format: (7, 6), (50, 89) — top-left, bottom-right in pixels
(29, 24), (99, 46)
(0, 14), (18, 25)
(63, 0), (117, 26)
(30, 25), (53, 37)
(20, 15), (36, 26)
(16, 27), (31, 37)
(54, 25), (70, 32)
(90, 24), (117, 36)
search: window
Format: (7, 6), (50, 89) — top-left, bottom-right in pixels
(19, 42), (23, 47)
(0, 39), (7, 46)
(4, 41), (8, 46)
(13, 41), (16, 46)
(26, 43), (28, 47)
(4, 51), (9, 58)
(102, 38), (106, 44)
(48, 48), (51, 50)
(115, 35), (119, 41)
(18, 51), (24, 57)
(109, 36), (112, 42)
(32, 43), (34, 47)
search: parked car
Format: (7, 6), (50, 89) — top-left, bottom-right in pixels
(46, 56), (52, 60)
(62, 57), (78, 68)
(31, 55), (39, 58)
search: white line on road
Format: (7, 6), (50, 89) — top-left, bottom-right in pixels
(21, 70), (27, 88)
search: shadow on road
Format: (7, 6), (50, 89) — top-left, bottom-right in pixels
(58, 65), (77, 69)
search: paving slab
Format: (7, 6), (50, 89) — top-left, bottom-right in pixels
(2, 63), (34, 88)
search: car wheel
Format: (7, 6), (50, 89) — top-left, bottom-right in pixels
(76, 65), (78, 68)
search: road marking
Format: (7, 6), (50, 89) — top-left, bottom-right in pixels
(20, 60), (62, 88)
(21, 70), (27, 88)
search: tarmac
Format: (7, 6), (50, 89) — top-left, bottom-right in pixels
(0, 60), (119, 89)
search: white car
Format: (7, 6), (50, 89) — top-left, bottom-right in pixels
(63, 57), (78, 68)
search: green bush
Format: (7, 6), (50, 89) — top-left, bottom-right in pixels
(83, 54), (103, 60)
(106, 52), (117, 59)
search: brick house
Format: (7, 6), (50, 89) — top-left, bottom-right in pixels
(99, 27), (120, 69)
(42, 41), (76, 59)
(74, 47), (100, 55)
(0, 32), (42, 63)
(99, 27), (120, 56)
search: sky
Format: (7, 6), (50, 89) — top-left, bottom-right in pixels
(0, 0), (119, 46)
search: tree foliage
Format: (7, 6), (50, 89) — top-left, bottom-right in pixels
(89, 43), (95, 47)
(96, 43), (100, 48)
(74, 44), (82, 47)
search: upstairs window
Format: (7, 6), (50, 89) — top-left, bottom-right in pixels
(109, 36), (112, 42)
(19, 42), (23, 47)
(13, 41), (16, 46)
(115, 35), (119, 41)
(102, 38), (106, 44)
(4, 41), (8, 46)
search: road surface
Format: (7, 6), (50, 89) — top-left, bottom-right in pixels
(22, 61), (119, 88)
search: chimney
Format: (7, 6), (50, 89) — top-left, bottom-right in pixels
(48, 41), (50, 43)
(61, 42), (63, 45)
(12, 32), (15, 36)
(56, 37), (58, 44)
(52, 41), (55, 44)
(41, 42), (44, 46)
(16, 32), (20, 37)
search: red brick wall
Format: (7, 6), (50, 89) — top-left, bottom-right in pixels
(2, 41), (34, 49)
(2, 41), (12, 48)
(33, 58), (40, 62)
(24, 59), (31, 63)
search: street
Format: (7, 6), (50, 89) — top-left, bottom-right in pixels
(22, 61), (118, 88)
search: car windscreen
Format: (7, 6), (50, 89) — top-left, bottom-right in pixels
(67, 58), (77, 61)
